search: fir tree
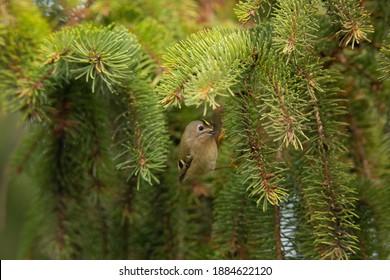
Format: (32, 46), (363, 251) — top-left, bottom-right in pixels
(0, 0), (389, 260)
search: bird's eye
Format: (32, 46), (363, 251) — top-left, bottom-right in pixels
(198, 125), (204, 131)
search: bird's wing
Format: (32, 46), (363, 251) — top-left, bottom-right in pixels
(178, 147), (193, 183)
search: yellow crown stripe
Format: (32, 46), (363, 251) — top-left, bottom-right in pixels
(201, 119), (211, 126)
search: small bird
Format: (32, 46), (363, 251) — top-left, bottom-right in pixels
(178, 120), (218, 183)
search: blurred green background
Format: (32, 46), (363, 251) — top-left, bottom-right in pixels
(0, 114), (33, 259)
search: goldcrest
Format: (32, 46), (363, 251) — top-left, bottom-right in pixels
(178, 120), (218, 183)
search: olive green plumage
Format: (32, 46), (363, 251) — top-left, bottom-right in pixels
(178, 120), (218, 183)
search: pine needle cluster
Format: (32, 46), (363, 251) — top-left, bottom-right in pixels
(1, 0), (389, 260)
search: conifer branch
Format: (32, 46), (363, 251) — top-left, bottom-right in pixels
(83, 96), (112, 259)
(271, 0), (361, 259)
(10, 67), (53, 121)
(114, 75), (169, 188)
(119, 178), (137, 259)
(252, 52), (308, 149)
(158, 27), (254, 111)
(234, 0), (269, 24)
(379, 36), (390, 80)
(12, 128), (46, 175)
(301, 77), (360, 259)
(228, 198), (247, 258)
(272, 0), (318, 56)
(325, 0), (374, 48)
(212, 169), (277, 259)
(37, 85), (88, 259)
(225, 94), (288, 211)
(96, 198), (110, 258)
(273, 204), (284, 259)
(41, 25), (141, 93)
(212, 166), (248, 259)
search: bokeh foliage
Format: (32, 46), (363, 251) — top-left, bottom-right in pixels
(0, 0), (389, 259)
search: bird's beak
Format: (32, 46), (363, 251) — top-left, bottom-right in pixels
(208, 130), (216, 135)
